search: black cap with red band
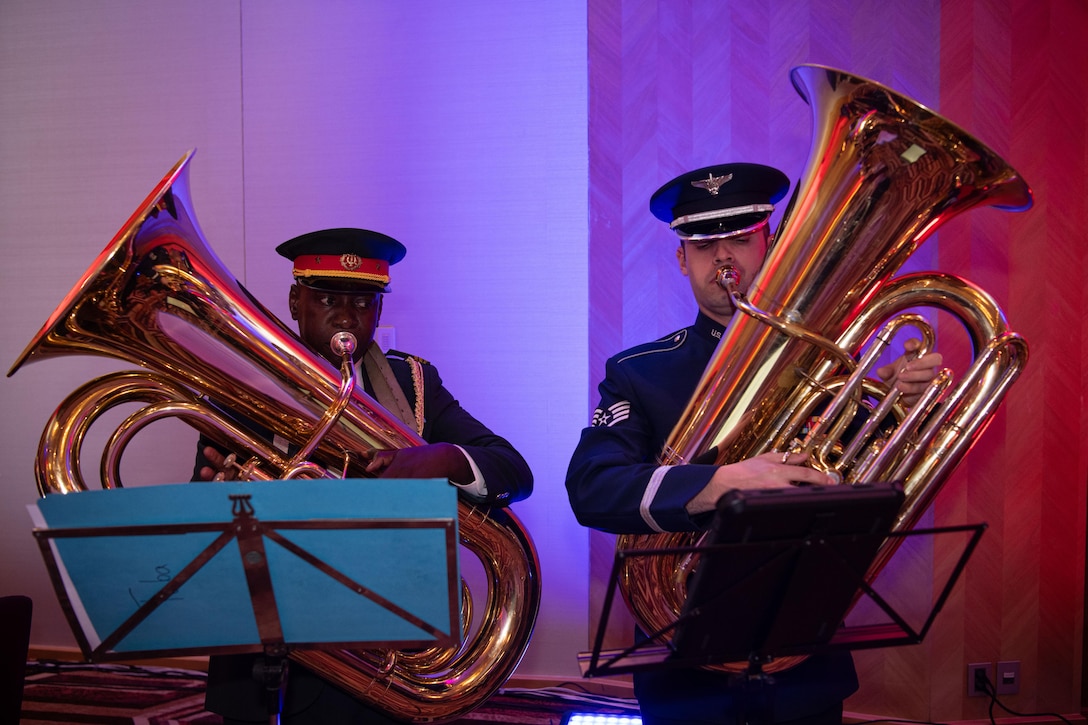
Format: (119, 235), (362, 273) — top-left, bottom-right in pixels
(276, 228), (407, 293)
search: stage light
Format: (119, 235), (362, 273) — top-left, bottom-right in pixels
(563, 714), (643, 725)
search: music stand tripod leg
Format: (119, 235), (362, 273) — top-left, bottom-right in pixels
(741, 654), (776, 725)
(252, 648), (289, 725)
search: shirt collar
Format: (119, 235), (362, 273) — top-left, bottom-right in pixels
(693, 311), (728, 342)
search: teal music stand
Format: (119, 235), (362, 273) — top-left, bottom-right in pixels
(29, 478), (461, 663)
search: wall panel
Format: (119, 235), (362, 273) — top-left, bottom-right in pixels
(586, 0), (1087, 719)
(0, 0), (245, 651)
(1, 0), (589, 684)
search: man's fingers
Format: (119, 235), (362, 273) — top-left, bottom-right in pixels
(203, 446), (227, 466)
(364, 449), (397, 474)
(790, 467), (837, 486)
(773, 451), (836, 486)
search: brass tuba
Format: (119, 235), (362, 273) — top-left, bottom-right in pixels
(616, 65), (1032, 673)
(8, 150), (541, 722)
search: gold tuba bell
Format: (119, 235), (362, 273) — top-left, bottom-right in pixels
(616, 65), (1032, 673)
(8, 150), (541, 723)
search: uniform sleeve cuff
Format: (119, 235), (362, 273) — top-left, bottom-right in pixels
(643, 465), (717, 532)
(449, 444), (487, 499)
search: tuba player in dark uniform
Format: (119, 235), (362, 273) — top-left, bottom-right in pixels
(195, 228), (533, 724)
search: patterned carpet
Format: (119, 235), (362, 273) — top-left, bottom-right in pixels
(20, 662), (219, 724)
(19, 660), (638, 724)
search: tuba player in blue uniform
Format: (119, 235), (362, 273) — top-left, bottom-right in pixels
(565, 163), (942, 725)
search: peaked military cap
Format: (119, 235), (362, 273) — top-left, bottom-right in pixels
(276, 228), (407, 293)
(649, 163), (790, 239)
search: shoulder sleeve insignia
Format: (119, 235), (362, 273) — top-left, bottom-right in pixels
(591, 400), (631, 428)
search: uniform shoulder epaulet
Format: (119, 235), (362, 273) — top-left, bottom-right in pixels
(386, 349), (432, 366)
(615, 328), (688, 364)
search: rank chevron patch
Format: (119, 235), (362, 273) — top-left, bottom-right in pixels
(591, 400), (631, 428)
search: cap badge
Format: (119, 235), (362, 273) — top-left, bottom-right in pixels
(340, 254), (363, 272)
(691, 172), (733, 196)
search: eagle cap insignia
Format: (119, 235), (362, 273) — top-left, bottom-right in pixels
(340, 253), (363, 271)
(691, 172), (733, 196)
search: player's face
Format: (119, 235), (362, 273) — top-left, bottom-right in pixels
(289, 283), (382, 366)
(676, 226), (770, 325)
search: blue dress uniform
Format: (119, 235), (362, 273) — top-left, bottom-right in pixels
(567, 313), (724, 534)
(565, 312), (858, 725)
(566, 164), (857, 725)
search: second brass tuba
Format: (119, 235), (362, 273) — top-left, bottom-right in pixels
(9, 150), (541, 723)
(616, 65), (1032, 673)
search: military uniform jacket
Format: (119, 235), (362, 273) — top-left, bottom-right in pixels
(566, 312), (727, 534)
(195, 349), (532, 506)
(382, 350), (532, 505)
(565, 312), (859, 721)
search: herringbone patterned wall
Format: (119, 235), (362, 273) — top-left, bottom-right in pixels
(587, 0), (1088, 719)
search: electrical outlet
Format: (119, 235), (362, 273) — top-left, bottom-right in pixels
(996, 660), (1020, 695)
(376, 325), (396, 351)
(967, 662), (992, 697)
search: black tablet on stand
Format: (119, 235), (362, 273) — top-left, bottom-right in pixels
(670, 482), (903, 666)
(581, 481), (986, 696)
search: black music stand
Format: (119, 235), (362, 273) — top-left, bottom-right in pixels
(583, 482), (985, 723)
(29, 478), (461, 724)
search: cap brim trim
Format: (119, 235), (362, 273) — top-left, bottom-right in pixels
(675, 216), (771, 243)
(295, 275), (390, 293)
(669, 203), (774, 230)
(295, 269), (390, 284)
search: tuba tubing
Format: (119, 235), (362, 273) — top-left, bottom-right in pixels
(616, 65), (1032, 674)
(10, 150), (541, 723)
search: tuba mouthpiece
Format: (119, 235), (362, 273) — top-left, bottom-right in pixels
(330, 332), (357, 358)
(715, 265), (741, 290)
